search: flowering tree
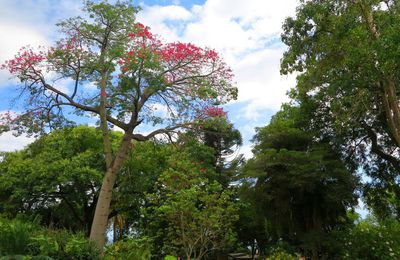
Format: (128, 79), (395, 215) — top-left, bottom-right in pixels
(147, 150), (238, 259)
(1, 2), (237, 248)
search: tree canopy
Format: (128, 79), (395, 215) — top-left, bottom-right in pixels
(1, 1), (237, 248)
(1, 0), (400, 259)
(281, 0), (400, 220)
(241, 106), (359, 258)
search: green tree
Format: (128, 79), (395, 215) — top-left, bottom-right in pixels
(1, 1), (237, 248)
(146, 149), (238, 260)
(110, 140), (171, 241)
(281, 0), (400, 146)
(242, 106), (359, 258)
(281, 0), (400, 220)
(0, 126), (108, 234)
(180, 107), (243, 187)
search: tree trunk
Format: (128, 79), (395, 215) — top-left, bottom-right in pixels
(382, 80), (400, 147)
(359, 1), (400, 147)
(90, 133), (133, 249)
(90, 167), (117, 247)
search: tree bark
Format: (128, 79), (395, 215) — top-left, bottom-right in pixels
(90, 167), (117, 247)
(89, 70), (134, 248)
(89, 133), (133, 248)
(382, 80), (400, 147)
(359, 1), (400, 147)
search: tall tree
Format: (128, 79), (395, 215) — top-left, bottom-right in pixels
(242, 106), (359, 258)
(281, 0), (400, 219)
(1, 1), (236, 248)
(180, 107), (243, 187)
(281, 0), (400, 146)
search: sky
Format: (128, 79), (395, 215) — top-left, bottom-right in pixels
(0, 0), (299, 157)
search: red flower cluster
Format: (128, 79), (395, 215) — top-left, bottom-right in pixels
(57, 36), (80, 50)
(128, 23), (153, 39)
(160, 42), (218, 62)
(1, 47), (45, 74)
(203, 106), (227, 117)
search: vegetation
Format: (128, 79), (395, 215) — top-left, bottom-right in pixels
(0, 0), (236, 248)
(1, 0), (400, 259)
(0, 217), (100, 259)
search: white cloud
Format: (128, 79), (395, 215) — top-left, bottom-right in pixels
(182, 0), (298, 52)
(233, 47), (296, 111)
(239, 143), (253, 159)
(0, 22), (49, 85)
(0, 132), (35, 152)
(83, 81), (98, 90)
(150, 103), (171, 117)
(0, 110), (35, 151)
(140, 5), (193, 21)
(137, 5), (194, 41)
(138, 0), (299, 119)
(0, 0), (83, 86)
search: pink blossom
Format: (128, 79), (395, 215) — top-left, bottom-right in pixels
(203, 106), (227, 117)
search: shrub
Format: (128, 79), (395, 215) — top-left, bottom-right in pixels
(0, 217), (100, 259)
(338, 219), (400, 259)
(265, 250), (298, 260)
(29, 230), (100, 260)
(0, 218), (37, 255)
(164, 256), (177, 260)
(104, 237), (151, 260)
(64, 233), (101, 260)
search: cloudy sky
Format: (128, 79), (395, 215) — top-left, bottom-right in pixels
(0, 0), (299, 156)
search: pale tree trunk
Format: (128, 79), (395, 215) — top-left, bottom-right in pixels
(90, 133), (133, 248)
(89, 70), (134, 248)
(359, 1), (400, 147)
(90, 167), (116, 247)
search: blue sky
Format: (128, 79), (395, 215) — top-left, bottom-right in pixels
(0, 0), (299, 156)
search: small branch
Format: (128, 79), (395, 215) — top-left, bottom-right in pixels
(132, 123), (193, 141)
(363, 122), (400, 170)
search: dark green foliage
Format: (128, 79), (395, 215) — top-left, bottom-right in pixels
(329, 217), (400, 259)
(0, 218), (37, 255)
(29, 229), (100, 260)
(280, 0), (400, 220)
(184, 114), (243, 187)
(111, 141), (172, 240)
(241, 106), (359, 257)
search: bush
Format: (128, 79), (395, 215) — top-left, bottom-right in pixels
(164, 256), (177, 260)
(64, 233), (101, 260)
(29, 230), (100, 260)
(0, 217), (100, 259)
(104, 237), (151, 260)
(265, 240), (299, 259)
(29, 234), (59, 257)
(338, 219), (400, 259)
(265, 250), (298, 260)
(0, 218), (37, 255)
